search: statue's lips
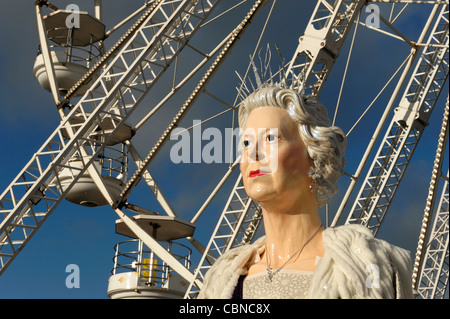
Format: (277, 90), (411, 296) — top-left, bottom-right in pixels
(249, 169), (270, 178)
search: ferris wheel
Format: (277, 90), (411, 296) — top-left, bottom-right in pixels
(0, 0), (448, 299)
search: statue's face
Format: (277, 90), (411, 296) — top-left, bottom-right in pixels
(240, 107), (312, 209)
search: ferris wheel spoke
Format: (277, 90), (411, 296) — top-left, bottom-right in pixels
(332, 9), (360, 126)
(132, 29), (237, 132)
(286, 0), (366, 97)
(126, 141), (178, 217)
(345, 51), (414, 137)
(413, 95), (449, 298)
(335, 3), (449, 234)
(0, 0), (221, 277)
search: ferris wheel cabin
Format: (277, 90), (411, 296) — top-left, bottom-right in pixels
(32, 7), (136, 208)
(107, 216), (195, 299)
(33, 9), (105, 96)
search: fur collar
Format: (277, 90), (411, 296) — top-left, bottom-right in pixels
(198, 224), (413, 299)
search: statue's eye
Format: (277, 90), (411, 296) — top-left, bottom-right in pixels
(243, 140), (250, 147)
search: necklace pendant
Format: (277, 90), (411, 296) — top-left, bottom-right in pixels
(266, 270), (273, 283)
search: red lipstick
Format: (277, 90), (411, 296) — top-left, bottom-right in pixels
(249, 169), (269, 178)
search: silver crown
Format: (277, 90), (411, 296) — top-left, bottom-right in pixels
(235, 43), (305, 103)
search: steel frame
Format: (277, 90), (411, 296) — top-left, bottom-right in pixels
(0, 0), (448, 299)
(340, 3), (449, 234)
(413, 95), (449, 299)
(286, 0), (366, 97)
(416, 170), (449, 298)
(0, 0), (220, 276)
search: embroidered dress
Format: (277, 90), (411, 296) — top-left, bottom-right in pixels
(243, 269), (313, 299)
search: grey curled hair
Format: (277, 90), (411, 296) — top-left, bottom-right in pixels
(238, 86), (347, 207)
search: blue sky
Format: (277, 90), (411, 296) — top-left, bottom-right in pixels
(0, 0), (448, 298)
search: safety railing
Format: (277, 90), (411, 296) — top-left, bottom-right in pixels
(111, 238), (192, 288)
